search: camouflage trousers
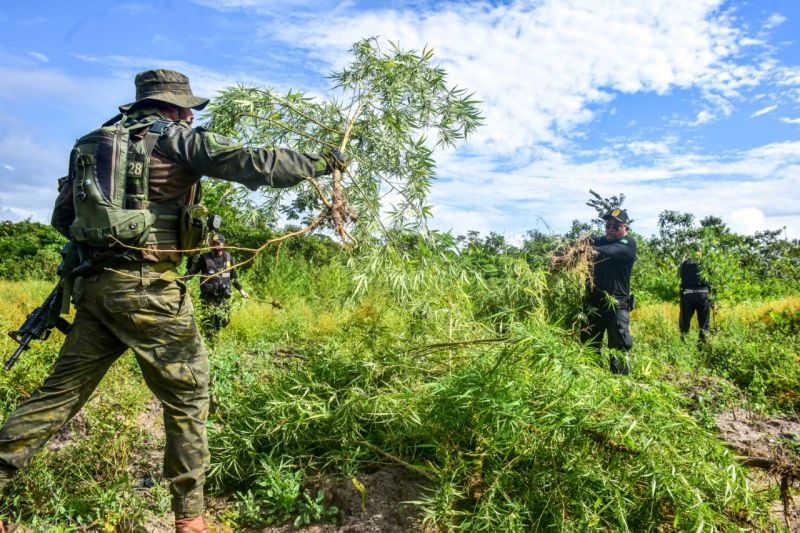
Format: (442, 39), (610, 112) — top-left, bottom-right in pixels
(0, 262), (209, 519)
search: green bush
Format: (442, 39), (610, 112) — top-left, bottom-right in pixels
(0, 220), (63, 280)
(702, 313), (800, 412)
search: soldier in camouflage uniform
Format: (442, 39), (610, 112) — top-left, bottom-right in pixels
(0, 69), (344, 533)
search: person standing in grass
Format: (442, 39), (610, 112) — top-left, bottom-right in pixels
(679, 243), (715, 346)
(0, 69), (345, 533)
(185, 232), (249, 342)
(581, 208), (638, 375)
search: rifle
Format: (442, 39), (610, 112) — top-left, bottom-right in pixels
(5, 285), (71, 371)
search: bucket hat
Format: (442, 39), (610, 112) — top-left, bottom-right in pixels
(119, 69), (209, 112)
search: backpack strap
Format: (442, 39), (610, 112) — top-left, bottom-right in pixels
(139, 120), (184, 248)
(143, 119), (171, 156)
(124, 119), (171, 210)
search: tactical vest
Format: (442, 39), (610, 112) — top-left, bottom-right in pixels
(199, 252), (233, 299)
(68, 115), (181, 248)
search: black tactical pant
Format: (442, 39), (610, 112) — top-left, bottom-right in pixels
(679, 290), (711, 343)
(581, 299), (633, 375)
(198, 296), (231, 341)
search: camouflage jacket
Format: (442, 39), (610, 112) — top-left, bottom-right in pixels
(52, 108), (326, 262)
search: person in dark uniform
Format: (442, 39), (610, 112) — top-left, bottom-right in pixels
(679, 243), (714, 345)
(581, 208), (637, 374)
(185, 232), (248, 341)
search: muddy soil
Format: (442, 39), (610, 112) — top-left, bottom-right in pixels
(142, 466), (427, 533)
(716, 409), (800, 460)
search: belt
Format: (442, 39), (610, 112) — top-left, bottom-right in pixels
(682, 288), (709, 294)
(112, 260), (177, 272)
(110, 260), (181, 281)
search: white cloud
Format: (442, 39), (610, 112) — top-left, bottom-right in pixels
(688, 109), (715, 126)
(426, 139), (800, 238)
(626, 140), (672, 156)
(749, 104), (777, 118)
(263, 0), (772, 155)
(27, 52), (49, 63)
(0, 135), (66, 222)
(781, 117), (800, 125)
(776, 66), (800, 88)
(2, 0), (798, 242)
(70, 54), (313, 105)
(763, 13), (786, 30)
(0, 203), (35, 222)
(0, 65), (127, 124)
(727, 207), (767, 234)
(189, 0), (320, 11)
(113, 3), (158, 15)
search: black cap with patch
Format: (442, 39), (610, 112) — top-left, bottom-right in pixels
(602, 208), (630, 224)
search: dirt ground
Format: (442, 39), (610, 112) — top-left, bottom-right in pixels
(244, 467), (427, 533)
(667, 372), (800, 531)
(142, 466), (427, 533)
(715, 409), (800, 532)
(716, 409), (800, 460)
(41, 397), (425, 532)
(126, 399), (427, 533)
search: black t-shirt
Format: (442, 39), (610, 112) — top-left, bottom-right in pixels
(588, 234), (637, 302)
(679, 259), (710, 290)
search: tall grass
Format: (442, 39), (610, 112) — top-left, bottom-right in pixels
(207, 305), (772, 530)
(0, 281), (164, 528)
(0, 248), (795, 530)
(202, 252), (780, 530)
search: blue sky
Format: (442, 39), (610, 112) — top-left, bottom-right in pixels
(1, 0), (799, 240)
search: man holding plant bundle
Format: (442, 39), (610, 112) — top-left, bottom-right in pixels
(581, 208), (638, 375)
(0, 69), (345, 533)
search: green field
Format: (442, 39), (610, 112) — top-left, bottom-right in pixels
(0, 235), (798, 531)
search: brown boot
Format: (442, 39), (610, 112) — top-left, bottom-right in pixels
(0, 521), (21, 533)
(175, 515), (209, 533)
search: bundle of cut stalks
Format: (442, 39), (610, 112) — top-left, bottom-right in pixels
(548, 236), (596, 289)
(306, 170), (358, 249)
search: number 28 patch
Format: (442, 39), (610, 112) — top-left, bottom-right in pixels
(127, 160), (144, 177)
(127, 154), (146, 178)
